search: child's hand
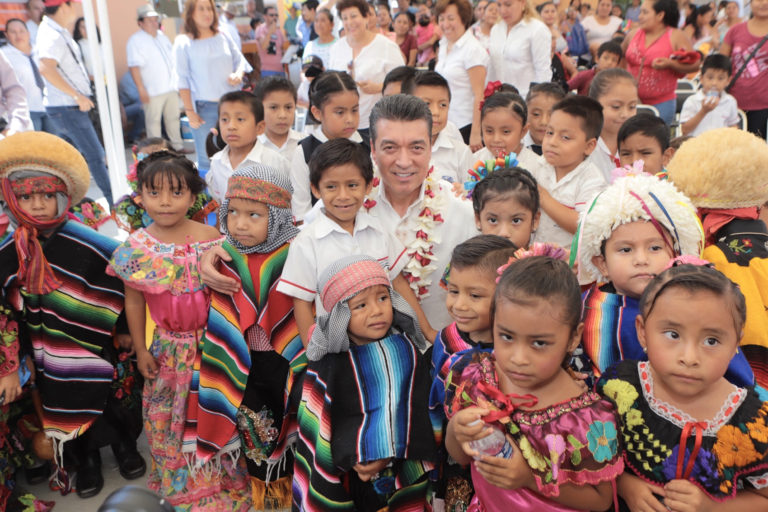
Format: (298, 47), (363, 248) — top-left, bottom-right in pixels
(451, 181), (465, 198)
(664, 479), (715, 512)
(473, 443), (534, 490)
(114, 334), (134, 355)
(0, 372), (21, 405)
(618, 473), (667, 512)
(353, 458), (392, 482)
(451, 407), (490, 456)
(701, 95), (720, 113)
(651, 57), (672, 70)
(136, 350), (158, 380)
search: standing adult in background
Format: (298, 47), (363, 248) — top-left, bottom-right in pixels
(126, 4), (185, 152)
(624, 0), (699, 124)
(626, 0), (642, 21)
(487, 0), (551, 98)
(3, 18), (51, 133)
(472, 0), (488, 28)
(303, 8), (337, 68)
(581, 0), (623, 58)
(435, 0), (488, 150)
(73, 16), (98, 79)
(37, 0), (113, 205)
(393, 10), (418, 64)
(246, 0), (261, 18)
(683, 4), (718, 52)
(219, 2), (242, 49)
(174, 0), (249, 172)
(472, 0), (498, 51)
(25, 0), (44, 43)
(255, 5), (287, 77)
(716, 0), (743, 42)
(328, 0), (404, 140)
(284, 2), (300, 40)
(538, 0), (568, 54)
(0, 52), (32, 136)
(297, 0), (319, 45)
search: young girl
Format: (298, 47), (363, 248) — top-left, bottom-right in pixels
(445, 255), (624, 511)
(468, 162), (541, 249)
(598, 262), (768, 510)
(473, 91), (545, 177)
(289, 71), (365, 222)
(524, 83), (566, 156)
(199, 165), (305, 509)
(108, 152), (250, 509)
(588, 69), (639, 181)
(294, 255), (436, 510)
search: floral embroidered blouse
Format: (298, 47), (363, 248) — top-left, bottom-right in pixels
(598, 360), (768, 500)
(445, 351), (624, 510)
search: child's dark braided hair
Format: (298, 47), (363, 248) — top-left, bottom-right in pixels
(472, 167), (540, 217)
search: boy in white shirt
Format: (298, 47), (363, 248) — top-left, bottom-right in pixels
(680, 54), (740, 136)
(205, 91), (289, 204)
(277, 138), (435, 345)
(403, 71), (475, 183)
(254, 76), (305, 159)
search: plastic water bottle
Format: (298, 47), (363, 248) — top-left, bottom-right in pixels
(468, 421), (514, 460)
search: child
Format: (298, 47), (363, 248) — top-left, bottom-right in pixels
(415, 2), (440, 67)
(572, 172), (754, 387)
(588, 69), (640, 181)
(289, 71), (365, 221)
(205, 90), (289, 204)
(617, 113), (674, 174)
(667, 127), (768, 389)
(680, 53), (740, 136)
(0, 132), (144, 498)
(278, 138), (436, 345)
(533, 95), (607, 249)
(200, 165), (305, 510)
(524, 82), (566, 155)
(598, 263), (768, 510)
(108, 152), (250, 509)
(469, 163), (541, 249)
(403, 70), (475, 183)
(254, 76), (304, 159)
(567, 40), (623, 96)
(445, 255), (623, 511)
(382, 65), (417, 97)
(473, 91), (546, 177)
(294, 255), (436, 510)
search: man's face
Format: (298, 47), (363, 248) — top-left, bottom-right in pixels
(371, 119), (432, 202)
(138, 15), (160, 36)
(302, 4), (316, 23)
(28, 0), (44, 23)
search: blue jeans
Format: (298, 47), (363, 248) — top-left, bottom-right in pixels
(191, 100), (220, 173)
(30, 111), (57, 134)
(46, 106), (113, 206)
(652, 98), (676, 126)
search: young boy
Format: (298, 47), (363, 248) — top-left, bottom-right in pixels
(404, 71), (474, 183)
(572, 172), (755, 387)
(382, 65), (417, 97)
(567, 41), (622, 96)
(532, 95), (607, 249)
(680, 54), (740, 136)
(205, 91), (289, 204)
(523, 82), (566, 155)
(617, 113), (674, 174)
(0, 132), (145, 498)
(254, 76), (304, 159)
(276, 138), (436, 345)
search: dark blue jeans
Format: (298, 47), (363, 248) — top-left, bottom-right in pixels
(191, 100), (220, 173)
(46, 106), (113, 206)
(30, 111), (57, 135)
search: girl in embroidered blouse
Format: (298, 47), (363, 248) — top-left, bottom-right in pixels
(598, 262), (768, 511)
(445, 255), (623, 511)
(108, 152), (250, 509)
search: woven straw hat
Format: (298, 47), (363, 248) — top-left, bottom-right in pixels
(0, 132), (90, 204)
(666, 127), (768, 209)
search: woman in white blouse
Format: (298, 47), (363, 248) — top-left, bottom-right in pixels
(581, 0), (623, 58)
(435, 0), (489, 151)
(327, 0), (404, 140)
(487, 0), (551, 98)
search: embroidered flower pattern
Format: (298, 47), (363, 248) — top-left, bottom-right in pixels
(586, 421), (618, 463)
(727, 238), (753, 255)
(713, 425), (761, 468)
(519, 436), (548, 472)
(602, 379), (639, 415)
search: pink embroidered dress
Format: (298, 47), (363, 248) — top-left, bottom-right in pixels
(108, 229), (250, 511)
(445, 351), (624, 512)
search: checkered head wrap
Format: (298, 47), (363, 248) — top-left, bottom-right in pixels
(306, 255), (428, 361)
(219, 164), (299, 254)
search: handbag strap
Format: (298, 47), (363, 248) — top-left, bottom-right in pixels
(727, 31), (768, 92)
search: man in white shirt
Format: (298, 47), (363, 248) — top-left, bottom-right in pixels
(25, 0), (44, 43)
(219, 2), (242, 48)
(126, 4), (185, 152)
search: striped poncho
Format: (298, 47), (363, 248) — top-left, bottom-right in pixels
(0, 220), (124, 448)
(294, 333), (437, 511)
(198, 242), (305, 505)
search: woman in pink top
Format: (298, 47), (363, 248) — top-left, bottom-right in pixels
(623, 0), (699, 124)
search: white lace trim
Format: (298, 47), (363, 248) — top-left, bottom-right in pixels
(636, 361), (746, 436)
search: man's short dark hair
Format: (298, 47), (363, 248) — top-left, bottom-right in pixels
(369, 94), (432, 148)
(617, 113), (670, 152)
(597, 40), (622, 60)
(304, 0), (320, 9)
(309, 138), (373, 188)
(701, 53), (732, 76)
(218, 90), (265, 124)
(551, 95), (603, 140)
(383, 66), (417, 94)
(254, 76), (298, 103)
(402, 70), (452, 101)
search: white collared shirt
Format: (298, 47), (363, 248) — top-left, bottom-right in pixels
(435, 30), (489, 129)
(277, 209), (408, 314)
(289, 128), (364, 221)
(473, 145), (546, 177)
(487, 17), (552, 98)
(2, 45), (44, 112)
(531, 158), (607, 249)
(205, 141), (290, 203)
(679, 90), (740, 137)
(258, 128), (304, 160)
(431, 126), (475, 184)
(126, 29), (176, 97)
(367, 180), (478, 330)
(588, 136), (620, 183)
(36, 16), (91, 107)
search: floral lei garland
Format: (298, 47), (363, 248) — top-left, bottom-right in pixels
(364, 167), (444, 300)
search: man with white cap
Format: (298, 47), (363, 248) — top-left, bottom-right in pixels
(126, 3), (186, 153)
(219, 2), (242, 48)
